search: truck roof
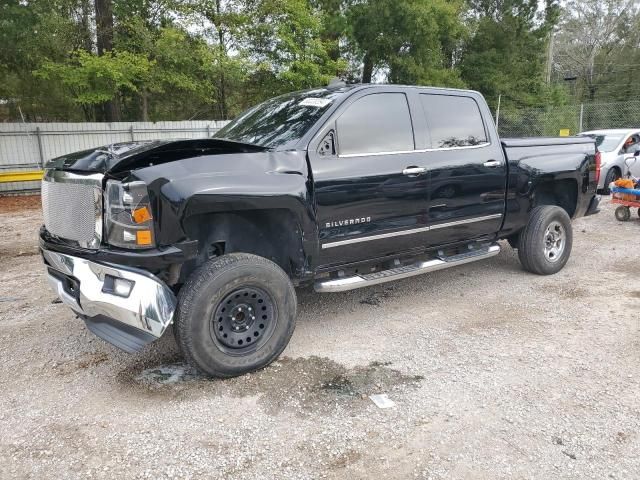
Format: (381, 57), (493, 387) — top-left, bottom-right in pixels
(297, 83), (482, 98)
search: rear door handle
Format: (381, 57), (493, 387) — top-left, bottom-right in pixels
(483, 160), (502, 168)
(402, 166), (427, 176)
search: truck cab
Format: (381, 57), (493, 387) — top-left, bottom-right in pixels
(303, 86), (506, 267)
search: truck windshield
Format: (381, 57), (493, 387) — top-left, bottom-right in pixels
(214, 89), (341, 149)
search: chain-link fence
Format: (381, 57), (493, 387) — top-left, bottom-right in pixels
(496, 100), (640, 138)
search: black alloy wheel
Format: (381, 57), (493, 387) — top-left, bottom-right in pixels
(175, 253), (297, 378)
(211, 287), (276, 354)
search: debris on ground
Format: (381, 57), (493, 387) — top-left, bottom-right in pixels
(369, 393), (396, 409)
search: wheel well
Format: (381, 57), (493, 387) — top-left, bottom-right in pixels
(533, 179), (578, 218)
(609, 166), (622, 177)
(181, 209), (306, 281)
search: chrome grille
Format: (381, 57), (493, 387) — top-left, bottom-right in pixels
(42, 170), (103, 249)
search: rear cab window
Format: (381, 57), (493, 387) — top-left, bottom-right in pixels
(419, 94), (488, 149)
(337, 93), (415, 156)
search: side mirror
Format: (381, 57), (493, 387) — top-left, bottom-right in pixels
(317, 131), (336, 157)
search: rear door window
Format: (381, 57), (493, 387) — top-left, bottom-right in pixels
(420, 94), (487, 149)
(337, 93), (414, 156)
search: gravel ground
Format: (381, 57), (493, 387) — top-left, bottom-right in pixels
(0, 198), (639, 479)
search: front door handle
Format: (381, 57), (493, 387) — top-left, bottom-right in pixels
(402, 166), (427, 176)
(483, 160), (502, 168)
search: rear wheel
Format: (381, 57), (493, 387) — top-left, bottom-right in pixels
(175, 253), (297, 378)
(615, 206), (631, 222)
(517, 206), (573, 275)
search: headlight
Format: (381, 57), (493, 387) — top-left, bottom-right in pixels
(105, 180), (155, 249)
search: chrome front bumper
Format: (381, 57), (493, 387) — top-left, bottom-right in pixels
(42, 249), (176, 351)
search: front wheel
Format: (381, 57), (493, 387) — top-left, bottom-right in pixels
(175, 253), (297, 378)
(517, 206), (573, 275)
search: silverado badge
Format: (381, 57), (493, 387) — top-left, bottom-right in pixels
(326, 217), (371, 228)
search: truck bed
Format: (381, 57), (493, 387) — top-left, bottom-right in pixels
(501, 137), (595, 148)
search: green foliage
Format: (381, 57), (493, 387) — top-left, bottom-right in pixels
(347, 0), (466, 86)
(36, 50), (152, 105)
(0, 0), (94, 120)
(142, 28), (221, 120)
(2, 0), (615, 122)
(553, 0), (640, 103)
(460, 0), (562, 109)
(241, 0), (346, 101)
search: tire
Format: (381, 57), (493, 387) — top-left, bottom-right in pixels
(517, 205), (573, 275)
(637, 208), (640, 219)
(506, 233), (520, 249)
(602, 168), (620, 195)
(175, 253), (297, 378)
(615, 206), (631, 222)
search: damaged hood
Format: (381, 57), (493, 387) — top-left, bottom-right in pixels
(44, 139), (270, 174)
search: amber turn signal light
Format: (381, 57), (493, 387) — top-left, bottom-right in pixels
(136, 230), (153, 245)
(132, 206), (152, 224)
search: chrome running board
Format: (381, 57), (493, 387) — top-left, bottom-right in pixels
(314, 243), (500, 293)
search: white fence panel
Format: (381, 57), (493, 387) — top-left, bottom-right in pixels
(0, 121), (230, 193)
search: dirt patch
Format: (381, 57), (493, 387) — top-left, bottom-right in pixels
(328, 449), (363, 469)
(49, 352), (111, 376)
(616, 431), (633, 444)
(76, 352), (110, 369)
(627, 291), (640, 299)
(0, 203), (41, 266)
(558, 286), (589, 299)
(0, 194), (41, 213)
(127, 356), (424, 414)
(613, 260), (639, 276)
(456, 304), (530, 333)
(359, 285), (397, 306)
(0, 246), (39, 260)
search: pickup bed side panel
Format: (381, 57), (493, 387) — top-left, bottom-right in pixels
(500, 139), (597, 237)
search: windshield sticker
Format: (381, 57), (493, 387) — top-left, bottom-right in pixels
(300, 98), (332, 108)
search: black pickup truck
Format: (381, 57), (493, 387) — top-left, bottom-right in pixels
(40, 84), (600, 377)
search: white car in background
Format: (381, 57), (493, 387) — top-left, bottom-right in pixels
(579, 129), (640, 193)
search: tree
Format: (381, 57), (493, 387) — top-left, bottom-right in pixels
(94, 0), (121, 120)
(240, 0), (345, 103)
(0, 0), (94, 120)
(36, 50), (152, 114)
(311, 0), (347, 62)
(114, 0), (235, 121)
(195, 0), (249, 119)
(460, 0), (561, 109)
(553, 0), (640, 102)
(344, 0), (466, 86)
(142, 27), (223, 121)
(4, 0), (636, 123)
